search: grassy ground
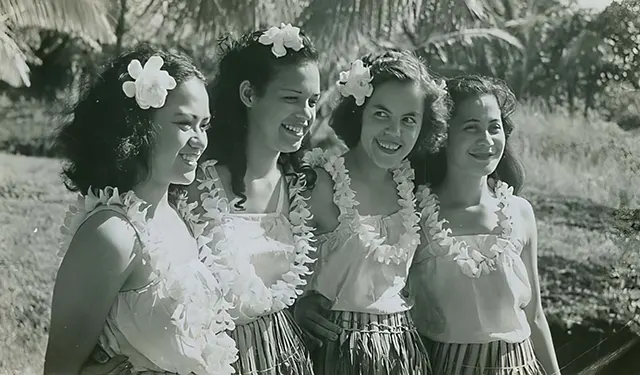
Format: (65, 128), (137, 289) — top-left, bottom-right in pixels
(0, 102), (639, 374)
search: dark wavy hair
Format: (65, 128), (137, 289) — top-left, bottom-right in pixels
(56, 43), (206, 198)
(329, 49), (450, 176)
(205, 28), (319, 209)
(420, 75), (526, 194)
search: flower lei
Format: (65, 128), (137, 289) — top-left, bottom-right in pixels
(303, 147), (421, 265)
(417, 180), (517, 278)
(122, 55), (177, 110)
(197, 160), (316, 314)
(337, 59), (374, 106)
(258, 23), (304, 58)
(59, 187), (238, 374)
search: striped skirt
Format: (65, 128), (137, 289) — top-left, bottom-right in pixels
(312, 310), (431, 375)
(231, 309), (314, 375)
(424, 337), (544, 375)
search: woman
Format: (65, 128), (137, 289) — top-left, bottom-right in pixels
(295, 50), (450, 374)
(45, 44), (236, 374)
(191, 24), (327, 374)
(409, 75), (561, 374)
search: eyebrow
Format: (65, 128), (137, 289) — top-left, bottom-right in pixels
(280, 88), (303, 94)
(462, 118), (501, 124)
(372, 104), (419, 116)
(173, 112), (211, 120)
(280, 88), (321, 96)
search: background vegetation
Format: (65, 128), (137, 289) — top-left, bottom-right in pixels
(1, 0), (639, 373)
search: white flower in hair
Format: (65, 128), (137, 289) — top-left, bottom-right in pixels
(337, 59), (374, 106)
(122, 55), (177, 109)
(258, 23), (304, 58)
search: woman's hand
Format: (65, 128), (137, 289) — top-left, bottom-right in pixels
(79, 346), (132, 375)
(293, 293), (342, 349)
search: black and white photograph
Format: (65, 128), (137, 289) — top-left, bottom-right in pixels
(1, 0), (639, 374)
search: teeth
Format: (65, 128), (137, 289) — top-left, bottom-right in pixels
(180, 154), (199, 166)
(376, 140), (401, 151)
(282, 123), (305, 135)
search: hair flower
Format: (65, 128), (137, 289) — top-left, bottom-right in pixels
(258, 23), (304, 58)
(337, 59), (374, 106)
(122, 55), (177, 109)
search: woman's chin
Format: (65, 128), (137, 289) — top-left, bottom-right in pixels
(172, 171), (197, 186)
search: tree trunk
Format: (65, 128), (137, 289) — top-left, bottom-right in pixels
(115, 0), (128, 56)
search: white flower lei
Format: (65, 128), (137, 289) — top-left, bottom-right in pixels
(59, 186), (238, 374)
(417, 180), (518, 278)
(197, 160), (317, 314)
(303, 147), (421, 265)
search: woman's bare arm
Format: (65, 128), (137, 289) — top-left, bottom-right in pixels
(44, 211), (139, 375)
(517, 197), (562, 375)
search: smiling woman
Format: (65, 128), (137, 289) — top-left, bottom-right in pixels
(185, 25), (322, 375)
(408, 75), (562, 375)
(294, 49), (450, 375)
(46, 43), (237, 375)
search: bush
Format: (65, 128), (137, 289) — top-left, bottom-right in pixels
(0, 94), (60, 157)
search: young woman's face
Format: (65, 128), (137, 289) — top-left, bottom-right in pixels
(149, 77), (210, 186)
(445, 93), (505, 177)
(358, 80), (425, 169)
(245, 62), (321, 153)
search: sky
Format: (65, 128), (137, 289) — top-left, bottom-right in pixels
(575, 0), (615, 11)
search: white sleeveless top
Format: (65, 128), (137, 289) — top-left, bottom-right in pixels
(58, 187), (237, 374)
(195, 160), (316, 325)
(303, 148), (422, 314)
(408, 182), (533, 344)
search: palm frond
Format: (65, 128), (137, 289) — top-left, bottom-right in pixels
(0, 0), (115, 44)
(299, 0), (418, 49)
(0, 20), (30, 87)
(424, 27), (524, 50)
(129, 0), (305, 39)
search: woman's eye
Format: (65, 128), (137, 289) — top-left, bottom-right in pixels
(374, 111), (388, 119)
(403, 117), (417, 126)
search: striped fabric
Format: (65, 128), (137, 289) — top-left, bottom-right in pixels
(425, 337), (545, 375)
(312, 310), (431, 375)
(231, 309), (314, 375)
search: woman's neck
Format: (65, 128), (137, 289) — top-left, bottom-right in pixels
(437, 171), (492, 208)
(245, 127), (281, 181)
(133, 181), (171, 219)
(344, 144), (392, 184)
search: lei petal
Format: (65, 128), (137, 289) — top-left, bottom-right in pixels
(417, 180), (517, 278)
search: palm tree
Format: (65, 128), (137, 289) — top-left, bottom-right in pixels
(0, 0), (115, 87)
(0, 0), (527, 95)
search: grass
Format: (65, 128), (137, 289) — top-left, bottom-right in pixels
(0, 100), (639, 374)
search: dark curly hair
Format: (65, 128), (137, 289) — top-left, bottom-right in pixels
(56, 43), (206, 198)
(329, 49), (450, 175)
(420, 75), (526, 194)
(205, 27), (319, 209)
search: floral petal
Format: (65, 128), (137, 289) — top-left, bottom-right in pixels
(122, 81), (136, 98)
(127, 59), (143, 79)
(145, 55), (164, 71)
(163, 73), (177, 90)
(272, 43), (287, 57)
(150, 94), (168, 108)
